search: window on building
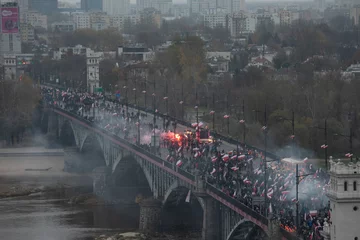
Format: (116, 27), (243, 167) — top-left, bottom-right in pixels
(354, 181), (357, 191)
(345, 181), (348, 191)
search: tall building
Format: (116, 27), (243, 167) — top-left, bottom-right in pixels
(327, 160), (360, 240)
(23, 11), (48, 29)
(0, 2), (22, 54)
(15, 0), (29, 12)
(136, 0), (151, 12)
(102, 0), (130, 15)
(81, 0), (102, 12)
(29, 0), (58, 14)
(72, 12), (91, 29)
(351, 6), (360, 25)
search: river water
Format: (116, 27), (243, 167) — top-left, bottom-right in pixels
(0, 195), (139, 240)
(0, 154), (139, 240)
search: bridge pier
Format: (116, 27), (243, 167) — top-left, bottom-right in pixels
(194, 177), (220, 240)
(63, 147), (81, 172)
(47, 111), (59, 138)
(139, 198), (162, 233)
(267, 219), (281, 240)
(92, 166), (110, 197)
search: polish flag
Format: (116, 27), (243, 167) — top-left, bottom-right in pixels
(224, 115), (230, 119)
(166, 155), (171, 161)
(254, 180), (259, 186)
(210, 110), (215, 114)
(177, 146), (183, 153)
(185, 190), (191, 203)
(310, 210), (317, 216)
(239, 119), (245, 123)
(269, 203), (273, 214)
(231, 155), (237, 160)
(211, 156), (217, 162)
(238, 155), (246, 160)
(345, 153), (353, 158)
(176, 160), (183, 167)
(194, 152), (199, 158)
(291, 198), (298, 203)
(231, 166), (239, 171)
(282, 191), (290, 195)
(233, 190), (237, 197)
(321, 144), (328, 149)
(260, 181), (264, 187)
(179, 101), (183, 104)
(222, 154), (229, 162)
(210, 168), (216, 175)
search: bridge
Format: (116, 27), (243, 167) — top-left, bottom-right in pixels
(42, 102), (295, 240)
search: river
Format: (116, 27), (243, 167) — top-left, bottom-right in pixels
(0, 151), (139, 240)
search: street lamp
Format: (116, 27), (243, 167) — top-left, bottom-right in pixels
(312, 119), (328, 170)
(239, 99), (246, 146)
(123, 85), (128, 119)
(276, 110), (295, 157)
(136, 121), (140, 145)
(133, 87), (137, 106)
(295, 164), (312, 235)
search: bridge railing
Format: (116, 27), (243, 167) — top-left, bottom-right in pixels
(52, 106), (271, 224)
(53, 106), (196, 182)
(205, 183), (269, 226)
(119, 102), (279, 161)
(41, 83), (279, 161)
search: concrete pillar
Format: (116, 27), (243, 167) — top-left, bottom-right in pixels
(194, 178), (220, 240)
(267, 219), (281, 240)
(201, 197), (220, 240)
(63, 147), (80, 172)
(47, 112), (58, 136)
(92, 166), (109, 197)
(139, 198), (162, 233)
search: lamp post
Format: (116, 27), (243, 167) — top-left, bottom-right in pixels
(152, 92), (156, 154)
(181, 83), (184, 120)
(277, 110), (295, 157)
(295, 164), (312, 235)
(196, 87), (199, 125)
(136, 121), (140, 145)
(313, 119), (328, 170)
(239, 99), (246, 145)
(123, 85), (128, 119)
(263, 104), (268, 217)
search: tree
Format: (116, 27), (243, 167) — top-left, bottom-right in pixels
(272, 50), (288, 69)
(0, 77), (41, 143)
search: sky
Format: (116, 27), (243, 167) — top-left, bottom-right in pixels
(62, 0), (188, 4)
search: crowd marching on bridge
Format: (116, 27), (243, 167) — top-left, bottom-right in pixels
(41, 86), (332, 240)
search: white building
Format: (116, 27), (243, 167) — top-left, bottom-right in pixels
(203, 12), (227, 28)
(87, 51), (102, 93)
(351, 6), (360, 25)
(327, 160), (360, 240)
(118, 46), (155, 62)
(278, 9), (300, 26)
(23, 11), (48, 30)
(3, 53), (47, 80)
(51, 21), (76, 32)
(53, 45), (93, 60)
(72, 12), (91, 29)
(103, 0), (130, 15)
(110, 14), (141, 31)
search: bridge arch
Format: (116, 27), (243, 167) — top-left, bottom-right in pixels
(110, 155), (153, 202)
(60, 120), (76, 147)
(161, 186), (203, 235)
(227, 219), (268, 240)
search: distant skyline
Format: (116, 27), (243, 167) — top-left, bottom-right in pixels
(61, 0), (188, 4)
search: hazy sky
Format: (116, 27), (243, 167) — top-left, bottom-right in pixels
(62, 0), (188, 4)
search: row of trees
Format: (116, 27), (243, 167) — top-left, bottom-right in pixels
(0, 77), (41, 143)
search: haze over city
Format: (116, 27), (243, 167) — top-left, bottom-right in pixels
(0, 0), (360, 240)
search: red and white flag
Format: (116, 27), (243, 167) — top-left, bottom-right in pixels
(269, 203), (273, 214)
(185, 190), (191, 203)
(176, 160), (183, 167)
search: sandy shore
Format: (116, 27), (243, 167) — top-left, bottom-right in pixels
(0, 147), (92, 198)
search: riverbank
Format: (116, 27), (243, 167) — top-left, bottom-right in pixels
(95, 232), (201, 240)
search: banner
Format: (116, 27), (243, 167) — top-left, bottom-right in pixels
(1, 7), (19, 33)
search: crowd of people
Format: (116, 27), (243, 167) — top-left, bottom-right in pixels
(41, 86), (331, 240)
